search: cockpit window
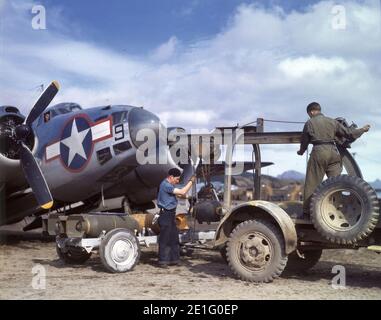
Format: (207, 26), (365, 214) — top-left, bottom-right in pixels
(37, 103), (82, 126)
(51, 109), (59, 117)
(71, 106), (82, 112)
(58, 108), (71, 114)
(112, 111), (128, 125)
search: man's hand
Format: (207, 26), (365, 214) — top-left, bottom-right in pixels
(174, 175), (196, 196)
(297, 150), (304, 156)
(362, 124), (371, 132)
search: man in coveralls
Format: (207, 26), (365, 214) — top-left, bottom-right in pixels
(297, 102), (370, 214)
(157, 168), (196, 266)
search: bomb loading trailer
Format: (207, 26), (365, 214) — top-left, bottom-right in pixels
(43, 120), (381, 282)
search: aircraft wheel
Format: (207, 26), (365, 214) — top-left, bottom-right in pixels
(226, 220), (287, 283)
(100, 228), (140, 273)
(56, 243), (92, 264)
(311, 175), (380, 244)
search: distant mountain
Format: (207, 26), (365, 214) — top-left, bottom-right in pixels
(277, 170), (305, 181)
(371, 179), (381, 189)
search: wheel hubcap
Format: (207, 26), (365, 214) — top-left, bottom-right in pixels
(321, 189), (364, 231)
(111, 239), (135, 266)
(239, 233), (272, 270)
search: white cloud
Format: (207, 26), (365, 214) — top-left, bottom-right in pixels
(0, 0), (380, 180)
(159, 110), (217, 127)
(278, 56), (349, 78)
(150, 36), (179, 62)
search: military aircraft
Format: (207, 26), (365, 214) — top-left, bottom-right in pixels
(0, 81), (272, 231)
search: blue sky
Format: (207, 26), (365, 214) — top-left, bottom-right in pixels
(38, 0), (322, 54)
(0, 0), (380, 180)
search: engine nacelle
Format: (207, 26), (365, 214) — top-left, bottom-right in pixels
(0, 106), (31, 187)
(0, 105), (35, 159)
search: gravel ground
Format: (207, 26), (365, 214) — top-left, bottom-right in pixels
(0, 233), (380, 300)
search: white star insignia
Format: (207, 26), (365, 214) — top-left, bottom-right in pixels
(61, 119), (90, 166)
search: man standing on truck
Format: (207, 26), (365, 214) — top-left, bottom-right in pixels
(297, 102), (370, 215)
(156, 168), (196, 267)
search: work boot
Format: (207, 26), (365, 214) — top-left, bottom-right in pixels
(168, 260), (181, 266)
(157, 261), (170, 268)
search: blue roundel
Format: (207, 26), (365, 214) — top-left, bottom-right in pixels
(59, 117), (93, 171)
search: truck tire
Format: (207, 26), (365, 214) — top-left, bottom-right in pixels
(100, 228), (140, 273)
(310, 175), (380, 244)
(56, 244), (92, 264)
(284, 249), (322, 274)
(226, 220), (288, 283)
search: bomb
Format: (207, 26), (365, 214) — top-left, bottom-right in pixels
(192, 200), (223, 223)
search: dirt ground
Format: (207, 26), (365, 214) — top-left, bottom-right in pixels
(0, 231), (381, 300)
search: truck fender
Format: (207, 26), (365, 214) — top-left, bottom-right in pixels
(214, 200), (297, 254)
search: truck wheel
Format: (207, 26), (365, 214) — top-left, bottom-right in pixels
(56, 244), (92, 264)
(100, 228), (140, 273)
(226, 220), (288, 283)
(284, 249), (322, 274)
(310, 175), (380, 244)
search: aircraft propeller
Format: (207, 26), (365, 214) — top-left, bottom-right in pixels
(14, 81), (59, 209)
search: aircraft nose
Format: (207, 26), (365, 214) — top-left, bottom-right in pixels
(128, 107), (164, 148)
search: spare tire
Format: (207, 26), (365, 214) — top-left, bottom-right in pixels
(310, 175), (380, 244)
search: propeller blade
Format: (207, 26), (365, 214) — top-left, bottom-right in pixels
(19, 143), (53, 209)
(26, 80), (60, 126)
(180, 163), (194, 184)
